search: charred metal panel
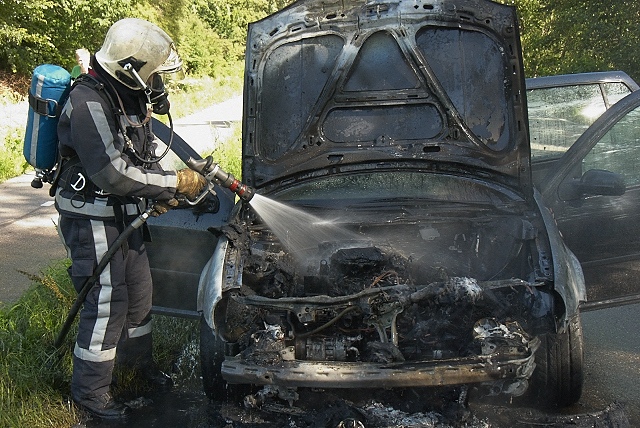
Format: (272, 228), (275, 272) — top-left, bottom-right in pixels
(147, 207), (232, 317)
(221, 348), (538, 388)
(148, 225), (219, 316)
(416, 27), (510, 151)
(242, 0), (530, 196)
(259, 34), (344, 160)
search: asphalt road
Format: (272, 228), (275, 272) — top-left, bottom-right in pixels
(0, 173), (66, 305)
(580, 304), (640, 424)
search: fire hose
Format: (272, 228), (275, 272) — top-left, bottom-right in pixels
(53, 205), (156, 348)
(53, 120), (254, 349)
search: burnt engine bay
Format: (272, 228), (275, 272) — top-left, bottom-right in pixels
(212, 206), (556, 395)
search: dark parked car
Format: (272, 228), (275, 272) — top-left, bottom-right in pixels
(146, 0), (640, 411)
(523, 72), (640, 309)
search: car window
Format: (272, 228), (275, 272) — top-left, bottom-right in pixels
(528, 84), (605, 161)
(273, 172), (522, 204)
(582, 104), (640, 186)
(528, 83), (634, 163)
(603, 82), (632, 105)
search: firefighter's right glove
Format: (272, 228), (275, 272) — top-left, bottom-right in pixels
(176, 168), (207, 200)
(151, 198), (179, 217)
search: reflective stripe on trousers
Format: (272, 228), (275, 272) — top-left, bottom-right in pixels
(57, 215), (153, 398)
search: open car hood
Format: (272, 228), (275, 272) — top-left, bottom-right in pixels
(242, 0), (532, 196)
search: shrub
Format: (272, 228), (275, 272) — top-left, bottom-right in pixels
(0, 125), (30, 183)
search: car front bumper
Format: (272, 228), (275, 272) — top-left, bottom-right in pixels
(221, 338), (539, 389)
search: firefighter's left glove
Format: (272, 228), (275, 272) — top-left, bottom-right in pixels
(176, 168), (207, 200)
(151, 198), (179, 217)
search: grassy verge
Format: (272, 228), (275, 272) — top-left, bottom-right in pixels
(0, 260), (200, 427)
(166, 62), (244, 120)
(0, 124), (30, 183)
(0, 260), (78, 427)
(1, 71), (33, 183)
(204, 120), (243, 179)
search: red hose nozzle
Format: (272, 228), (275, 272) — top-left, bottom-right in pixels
(185, 156), (254, 202)
(226, 178), (255, 202)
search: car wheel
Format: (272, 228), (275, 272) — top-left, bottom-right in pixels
(199, 315), (227, 400)
(532, 312), (584, 407)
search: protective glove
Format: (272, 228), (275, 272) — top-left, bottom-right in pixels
(151, 198), (179, 217)
(176, 168), (207, 200)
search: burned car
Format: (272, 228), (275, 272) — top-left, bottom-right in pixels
(194, 0), (586, 408)
(149, 0), (589, 410)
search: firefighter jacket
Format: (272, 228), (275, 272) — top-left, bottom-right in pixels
(56, 73), (177, 220)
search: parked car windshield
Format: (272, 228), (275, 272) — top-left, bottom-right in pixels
(272, 171), (523, 204)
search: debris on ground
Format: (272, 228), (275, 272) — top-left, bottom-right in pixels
(515, 401), (630, 428)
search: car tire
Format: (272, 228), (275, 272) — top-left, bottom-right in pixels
(532, 312), (584, 407)
(199, 315), (227, 400)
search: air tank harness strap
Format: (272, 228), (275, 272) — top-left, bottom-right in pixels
(57, 156), (112, 206)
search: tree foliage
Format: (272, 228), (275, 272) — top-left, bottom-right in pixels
(1, 0), (639, 83)
(0, 0), (295, 80)
(500, 0), (640, 82)
(0, 0), (129, 76)
(194, 0), (291, 41)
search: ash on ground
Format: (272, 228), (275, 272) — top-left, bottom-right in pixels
(195, 388), (630, 428)
(81, 384), (630, 428)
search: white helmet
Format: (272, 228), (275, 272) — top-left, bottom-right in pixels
(95, 18), (182, 90)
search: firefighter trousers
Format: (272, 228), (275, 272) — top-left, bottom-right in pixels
(58, 215), (154, 399)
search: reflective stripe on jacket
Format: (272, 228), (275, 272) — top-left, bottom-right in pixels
(56, 82), (177, 219)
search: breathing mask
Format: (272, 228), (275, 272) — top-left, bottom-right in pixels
(149, 73), (170, 115)
(122, 64), (175, 115)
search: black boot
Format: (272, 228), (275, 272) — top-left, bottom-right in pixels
(73, 391), (130, 420)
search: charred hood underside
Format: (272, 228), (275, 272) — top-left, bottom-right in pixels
(242, 0), (531, 197)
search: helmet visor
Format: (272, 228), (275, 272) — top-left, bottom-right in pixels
(147, 69), (185, 91)
(155, 43), (183, 75)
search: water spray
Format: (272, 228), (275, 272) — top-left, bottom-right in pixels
(185, 156), (255, 202)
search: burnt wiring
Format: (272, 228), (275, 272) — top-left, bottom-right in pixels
(368, 270), (401, 288)
(295, 306), (360, 339)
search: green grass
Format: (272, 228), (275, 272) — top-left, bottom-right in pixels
(0, 260), (200, 427)
(204, 121), (243, 179)
(0, 260), (79, 427)
(0, 124), (30, 183)
(166, 62), (244, 120)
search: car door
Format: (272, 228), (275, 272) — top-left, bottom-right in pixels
(146, 119), (236, 318)
(539, 90), (640, 310)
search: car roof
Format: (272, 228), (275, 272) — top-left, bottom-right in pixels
(526, 71), (639, 91)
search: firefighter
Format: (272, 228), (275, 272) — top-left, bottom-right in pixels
(55, 18), (206, 419)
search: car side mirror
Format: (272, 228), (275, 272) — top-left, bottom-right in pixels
(559, 169), (625, 200)
(579, 169), (626, 196)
